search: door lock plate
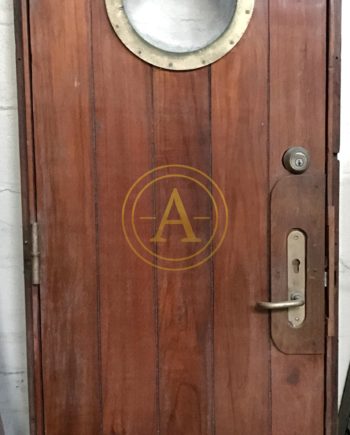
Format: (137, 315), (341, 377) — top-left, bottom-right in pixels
(287, 230), (306, 328)
(270, 174), (325, 354)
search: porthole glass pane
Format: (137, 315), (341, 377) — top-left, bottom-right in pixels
(105, 0), (254, 70)
(124, 0), (237, 54)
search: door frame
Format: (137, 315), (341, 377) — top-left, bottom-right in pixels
(325, 1), (342, 434)
(13, 0), (341, 433)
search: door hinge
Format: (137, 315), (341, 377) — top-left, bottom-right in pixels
(31, 222), (40, 285)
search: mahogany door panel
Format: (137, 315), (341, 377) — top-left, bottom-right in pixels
(28, 1), (101, 433)
(211, 2), (270, 432)
(15, 0), (340, 434)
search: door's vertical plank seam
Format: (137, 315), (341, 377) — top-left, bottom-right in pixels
(208, 64), (216, 435)
(267, 0), (273, 433)
(88, 0), (103, 432)
(23, 0), (38, 216)
(325, 5), (331, 434)
(151, 66), (161, 435)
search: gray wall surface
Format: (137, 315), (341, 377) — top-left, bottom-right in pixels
(0, 1), (29, 434)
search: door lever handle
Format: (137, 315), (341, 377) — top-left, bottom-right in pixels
(258, 229), (306, 327)
(257, 292), (305, 311)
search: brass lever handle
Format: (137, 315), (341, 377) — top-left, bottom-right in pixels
(257, 293), (305, 311)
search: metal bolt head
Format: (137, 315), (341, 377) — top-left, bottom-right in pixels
(283, 147), (310, 174)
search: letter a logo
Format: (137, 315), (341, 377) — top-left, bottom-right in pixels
(150, 188), (201, 243)
(122, 165), (228, 270)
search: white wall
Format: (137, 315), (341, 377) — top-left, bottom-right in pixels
(0, 1), (29, 434)
(0, 1), (348, 433)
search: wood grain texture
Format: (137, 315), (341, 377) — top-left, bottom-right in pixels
(269, 0), (327, 433)
(29, 0), (101, 433)
(270, 0), (327, 181)
(212, 1), (271, 432)
(271, 349), (325, 435)
(153, 69), (214, 434)
(327, 0), (342, 156)
(92, 1), (158, 433)
(270, 175), (325, 354)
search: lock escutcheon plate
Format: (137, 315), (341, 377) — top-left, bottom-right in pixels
(270, 174), (325, 354)
(287, 230), (306, 328)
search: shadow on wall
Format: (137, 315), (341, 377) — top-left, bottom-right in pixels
(0, 415), (4, 435)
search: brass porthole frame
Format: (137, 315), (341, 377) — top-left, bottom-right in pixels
(105, 0), (255, 71)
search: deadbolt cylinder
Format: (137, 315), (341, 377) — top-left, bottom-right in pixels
(283, 147), (310, 174)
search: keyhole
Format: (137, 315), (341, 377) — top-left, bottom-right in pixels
(292, 258), (301, 273)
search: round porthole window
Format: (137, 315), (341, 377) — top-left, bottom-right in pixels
(105, 0), (254, 70)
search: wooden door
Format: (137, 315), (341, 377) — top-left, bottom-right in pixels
(14, 0), (340, 434)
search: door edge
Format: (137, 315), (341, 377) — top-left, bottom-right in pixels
(13, 1), (44, 434)
(325, 0), (342, 433)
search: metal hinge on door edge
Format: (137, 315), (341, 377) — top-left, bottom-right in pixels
(31, 222), (40, 285)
